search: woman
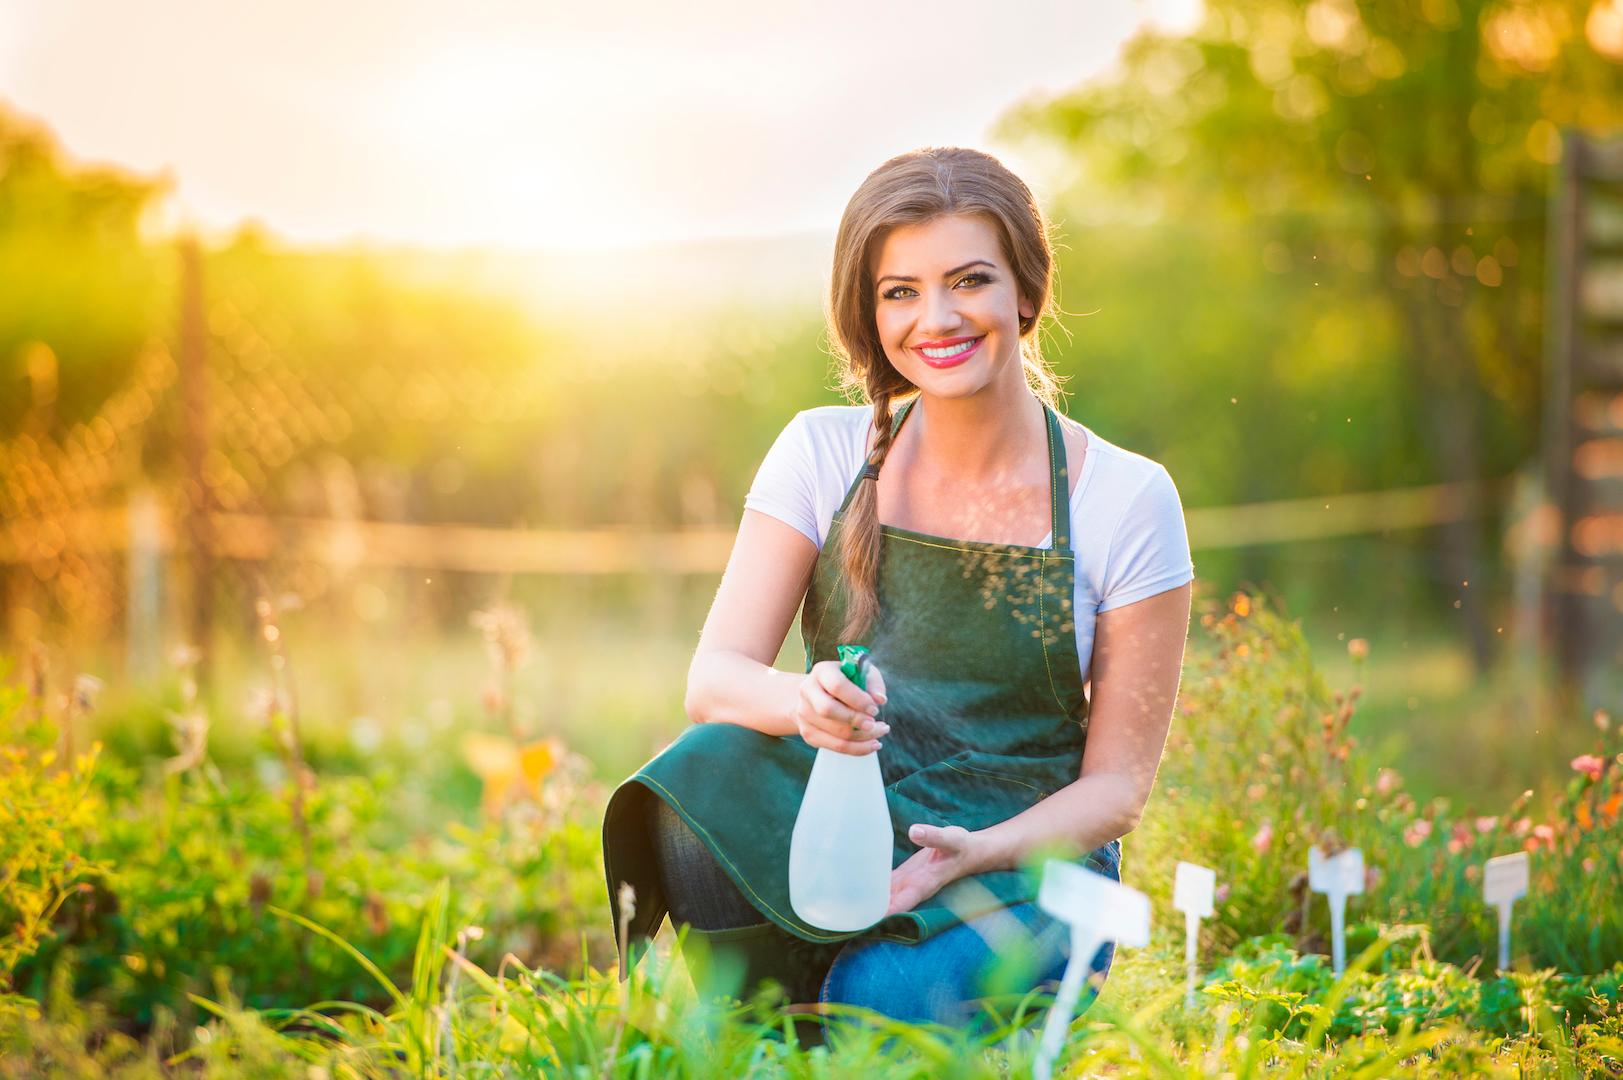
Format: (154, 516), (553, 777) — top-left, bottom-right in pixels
(601, 146), (1193, 1034)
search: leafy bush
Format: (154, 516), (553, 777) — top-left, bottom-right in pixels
(0, 661), (103, 1019)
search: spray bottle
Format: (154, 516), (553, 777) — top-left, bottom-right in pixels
(788, 644), (893, 930)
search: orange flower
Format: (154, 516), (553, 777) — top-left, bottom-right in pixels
(1602, 791), (1622, 823)
(1576, 802), (1593, 830)
(1232, 593), (1251, 618)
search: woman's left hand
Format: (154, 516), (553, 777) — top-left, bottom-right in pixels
(887, 823), (984, 915)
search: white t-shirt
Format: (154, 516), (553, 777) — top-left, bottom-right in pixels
(743, 405), (1195, 681)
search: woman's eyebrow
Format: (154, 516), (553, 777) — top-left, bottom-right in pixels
(876, 259), (996, 286)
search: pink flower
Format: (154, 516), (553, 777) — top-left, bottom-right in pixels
(1214, 883), (1230, 903)
(1403, 819), (1433, 847)
(1447, 822), (1472, 854)
(1376, 768), (1401, 796)
(1571, 754), (1605, 781)
(1512, 816), (1532, 837)
(1251, 822), (1274, 854)
(1475, 816), (1499, 834)
(1524, 823), (1557, 853)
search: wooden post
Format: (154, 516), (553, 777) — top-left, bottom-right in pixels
(179, 237), (214, 688)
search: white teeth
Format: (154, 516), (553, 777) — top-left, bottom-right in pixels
(920, 337), (980, 359)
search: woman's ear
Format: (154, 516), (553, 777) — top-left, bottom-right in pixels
(1018, 295), (1036, 323)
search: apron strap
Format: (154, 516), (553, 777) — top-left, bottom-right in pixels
(1044, 404), (1072, 551)
(836, 397), (919, 514)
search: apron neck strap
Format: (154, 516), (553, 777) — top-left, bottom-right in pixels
(1043, 403), (1072, 550)
(835, 397), (1073, 550)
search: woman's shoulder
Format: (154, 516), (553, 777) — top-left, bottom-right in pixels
(786, 403), (874, 457)
(1060, 413), (1176, 493)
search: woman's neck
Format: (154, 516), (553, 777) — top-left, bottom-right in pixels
(902, 379), (1048, 488)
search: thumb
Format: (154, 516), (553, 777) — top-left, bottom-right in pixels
(908, 823), (963, 850)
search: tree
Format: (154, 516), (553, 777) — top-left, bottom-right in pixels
(999, 0), (1623, 671)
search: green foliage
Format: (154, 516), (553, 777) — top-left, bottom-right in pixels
(0, 665), (103, 1016)
(12, 714), (607, 1035)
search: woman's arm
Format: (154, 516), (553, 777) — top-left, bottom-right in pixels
(684, 509), (818, 735)
(685, 507), (888, 757)
(967, 580), (1193, 874)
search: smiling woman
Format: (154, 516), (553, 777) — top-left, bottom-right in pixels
(601, 146), (1194, 1039)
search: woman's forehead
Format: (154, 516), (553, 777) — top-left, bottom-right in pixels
(872, 213), (1003, 276)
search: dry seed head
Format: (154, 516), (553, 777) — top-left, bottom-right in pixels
(72, 674), (103, 714)
(471, 604), (532, 670)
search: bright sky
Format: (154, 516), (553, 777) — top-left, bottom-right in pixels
(0, 0), (1201, 251)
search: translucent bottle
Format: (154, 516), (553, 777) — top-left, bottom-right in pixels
(788, 645), (893, 930)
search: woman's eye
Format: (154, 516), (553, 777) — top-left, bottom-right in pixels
(881, 274), (990, 301)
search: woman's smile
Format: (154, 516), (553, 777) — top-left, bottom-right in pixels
(913, 334), (985, 369)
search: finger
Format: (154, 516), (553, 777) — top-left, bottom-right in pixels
(815, 662), (881, 717)
(808, 685), (887, 736)
(810, 732), (883, 756)
(908, 824), (967, 851)
(866, 666), (888, 708)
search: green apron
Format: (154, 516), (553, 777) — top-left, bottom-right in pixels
(601, 397), (1112, 1001)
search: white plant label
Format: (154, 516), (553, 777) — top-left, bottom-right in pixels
(1032, 861), (1151, 1080)
(1483, 851), (1529, 971)
(1173, 861), (1217, 1008)
(1308, 846), (1364, 975)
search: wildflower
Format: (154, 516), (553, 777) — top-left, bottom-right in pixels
(1511, 816), (1531, 837)
(1603, 791), (1622, 823)
(1571, 754), (1605, 782)
(1251, 822), (1274, 854)
(1583, 858), (1597, 875)
(365, 892), (390, 937)
(471, 604), (532, 671)
(1232, 593), (1251, 618)
(1475, 816), (1499, 833)
(1597, 710), (1612, 732)
(1404, 819), (1433, 847)
(1376, 768), (1401, 796)
(71, 674), (103, 713)
(1347, 638), (1369, 660)
(1448, 822), (1472, 854)
(1526, 823), (1556, 852)
(1465, 865), (1481, 883)
(1577, 802), (1593, 830)
(1214, 884), (1230, 904)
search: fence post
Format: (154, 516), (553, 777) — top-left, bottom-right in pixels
(126, 487), (164, 683)
(179, 236), (214, 689)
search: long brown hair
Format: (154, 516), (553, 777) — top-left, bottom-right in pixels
(826, 146), (1065, 641)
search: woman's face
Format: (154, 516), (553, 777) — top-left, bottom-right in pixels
(870, 212), (1036, 400)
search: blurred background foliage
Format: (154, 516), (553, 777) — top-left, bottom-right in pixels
(2, 0), (1622, 806)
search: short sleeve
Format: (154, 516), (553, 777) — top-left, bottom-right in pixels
(742, 411), (820, 546)
(1097, 464), (1195, 612)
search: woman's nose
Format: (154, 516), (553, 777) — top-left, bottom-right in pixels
(918, 287), (964, 338)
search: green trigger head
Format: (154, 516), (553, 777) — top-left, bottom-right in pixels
(836, 644), (871, 690)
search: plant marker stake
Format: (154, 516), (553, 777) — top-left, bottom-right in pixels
(1483, 851), (1529, 972)
(1172, 861), (1216, 1009)
(1307, 846), (1364, 976)
(1032, 861), (1150, 1080)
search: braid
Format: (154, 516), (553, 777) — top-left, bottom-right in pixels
(835, 386), (904, 642)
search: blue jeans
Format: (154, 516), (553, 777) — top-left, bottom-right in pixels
(817, 841), (1121, 1033)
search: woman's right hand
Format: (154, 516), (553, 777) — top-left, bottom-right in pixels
(795, 660), (890, 755)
